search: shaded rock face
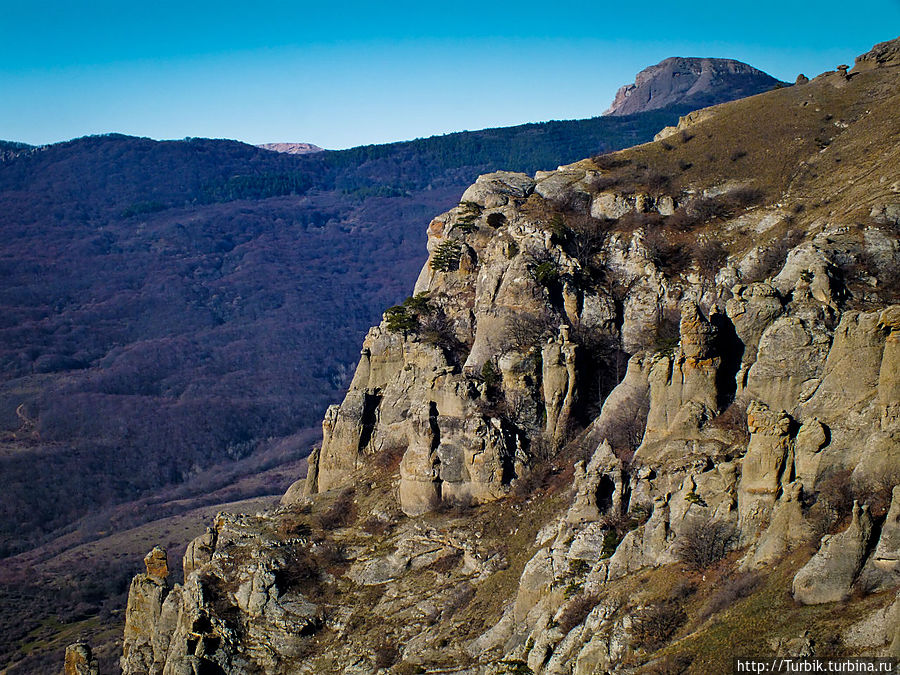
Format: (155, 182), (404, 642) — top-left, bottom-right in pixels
(604, 57), (785, 116)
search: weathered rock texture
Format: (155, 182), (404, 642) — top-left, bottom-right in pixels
(604, 57), (786, 116)
(64, 642), (99, 675)
(116, 37), (900, 675)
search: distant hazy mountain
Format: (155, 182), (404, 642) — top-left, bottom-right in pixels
(604, 57), (786, 116)
(258, 142), (324, 154)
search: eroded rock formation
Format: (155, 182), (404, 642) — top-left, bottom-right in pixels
(116, 37), (900, 675)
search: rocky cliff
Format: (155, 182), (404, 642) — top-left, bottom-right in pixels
(604, 57), (786, 116)
(111, 38), (900, 674)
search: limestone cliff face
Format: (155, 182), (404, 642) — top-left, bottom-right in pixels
(116, 38), (900, 675)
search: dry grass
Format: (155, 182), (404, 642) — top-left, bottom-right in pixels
(581, 63), (900, 268)
(639, 546), (895, 673)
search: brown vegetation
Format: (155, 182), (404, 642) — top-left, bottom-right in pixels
(675, 518), (739, 570)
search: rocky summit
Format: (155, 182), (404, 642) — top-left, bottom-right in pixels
(604, 57), (786, 116)
(109, 38), (900, 674)
(257, 142), (324, 154)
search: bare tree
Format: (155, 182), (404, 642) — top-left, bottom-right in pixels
(675, 518), (739, 570)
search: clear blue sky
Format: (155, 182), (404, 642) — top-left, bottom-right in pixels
(1, 0), (897, 149)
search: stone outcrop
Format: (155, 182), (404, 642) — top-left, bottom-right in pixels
(749, 481), (814, 566)
(121, 547), (171, 674)
(792, 501), (873, 604)
(873, 486), (900, 572)
(738, 401), (792, 535)
(604, 57), (786, 116)
(183, 528), (217, 579)
(112, 38), (900, 674)
(845, 591), (900, 657)
(64, 642), (99, 675)
(636, 302), (724, 461)
(542, 326), (577, 444)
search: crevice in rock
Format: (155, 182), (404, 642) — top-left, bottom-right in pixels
(712, 311), (744, 410)
(358, 391), (382, 453)
(596, 475), (616, 514)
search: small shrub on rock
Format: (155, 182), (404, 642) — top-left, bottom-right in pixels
(711, 398), (750, 436)
(643, 229), (691, 277)
(746, 229), (804, 281)
(698, 570), (761, 621)
(557, 592), (601, 633)
(630, 600), (687, 650)
(315, 488), (357, 530)
(675, 518), (739, 570)
(430, 240), (463, 272)
(695, 240), (727, 279)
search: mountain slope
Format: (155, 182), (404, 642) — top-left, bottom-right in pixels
(0, 103), (715, 675)
(112, 38), (900, 675)
(0, 109), (693, 561)
(0, 54), (819, 674)
(604, 56), (786, 116)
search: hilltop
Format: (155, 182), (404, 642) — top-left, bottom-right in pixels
(604, 57), (786, 116)
(257, 142), (324, 154)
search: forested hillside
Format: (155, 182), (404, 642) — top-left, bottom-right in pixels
(0, 107), (691, 559)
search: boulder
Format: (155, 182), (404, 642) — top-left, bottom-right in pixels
(749, 481), (814, 566)
(183, 528), (217, 579)
(459, 171), (535, 209)
(870, 203), (900, 226)
(144, 545), (169, 580)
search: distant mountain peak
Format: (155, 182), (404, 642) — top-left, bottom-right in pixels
(257, 142), (323, 155)
(604, 56), (786, 116)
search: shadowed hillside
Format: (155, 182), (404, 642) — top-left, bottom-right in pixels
(0, 57), (796, 672)
(0, 109), (697, 560)
(0, 104), (728, 674)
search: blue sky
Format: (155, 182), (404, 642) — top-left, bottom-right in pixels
(1, 0), (898, 149)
